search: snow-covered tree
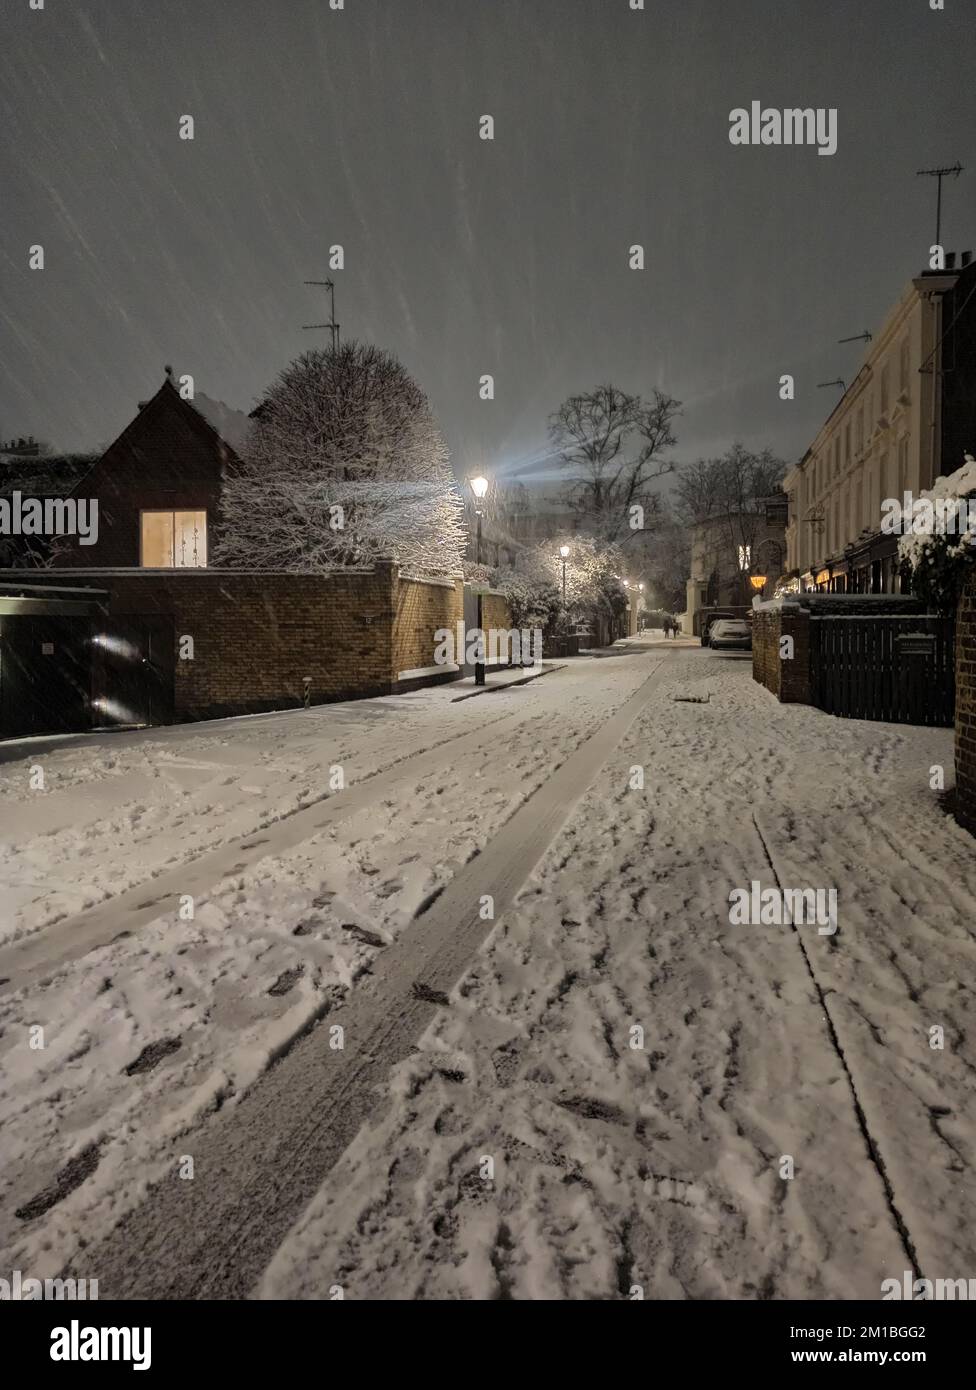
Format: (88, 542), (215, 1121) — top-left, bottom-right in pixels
(489, 534), (627, 638)
(215, 343), (466, 577)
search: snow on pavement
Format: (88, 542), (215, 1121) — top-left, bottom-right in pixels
(259, 651), (975, 1300)
(0, 652), (658, 1279)
(2, 642), (974, 1298)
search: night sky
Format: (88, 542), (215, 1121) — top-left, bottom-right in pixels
(2, 0), (973, 487)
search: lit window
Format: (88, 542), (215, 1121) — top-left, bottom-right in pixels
(737, 544), (751, 570)
(141, 510), (208, 567)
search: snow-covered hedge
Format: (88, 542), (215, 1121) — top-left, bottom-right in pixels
(898, 454), (976, 611)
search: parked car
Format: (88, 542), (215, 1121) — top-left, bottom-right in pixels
(708, 618), (752, 651)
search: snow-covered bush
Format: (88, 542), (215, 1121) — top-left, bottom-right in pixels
(898, 454), (976, 611)
(215, 343), (466, 578)
(490, 568), (562, 631)
(488, 535), (627, 634)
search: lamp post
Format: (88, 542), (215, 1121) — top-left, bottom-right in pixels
(469, 476), (489, 685)
(470, 475), (488, 565)
(559, 544), (569, 603)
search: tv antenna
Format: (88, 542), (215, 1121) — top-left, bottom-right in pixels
(916, 162), (963, 248)
(838, 331), (872, 344)
(303, 279), (340, 351)
(817, 378), (846, 392)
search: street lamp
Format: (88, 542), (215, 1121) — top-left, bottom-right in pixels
(559, 544), (569, 602)
(469, 475), (489, 565)
(469, 476), (489, 685)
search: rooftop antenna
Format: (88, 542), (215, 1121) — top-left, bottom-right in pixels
(817, 378), (846, 391)
(838, 331), (871, 344)
(303, 279), (340, 351)
(916, 162), (963, 248)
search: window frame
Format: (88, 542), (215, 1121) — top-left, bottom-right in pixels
(139, 508), (209, 569)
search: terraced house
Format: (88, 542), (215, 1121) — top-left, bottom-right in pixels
(783, 249), (976, 593)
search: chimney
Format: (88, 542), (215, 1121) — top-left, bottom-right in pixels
(945, 251), (957, 270)
(962, 250), (973, 267)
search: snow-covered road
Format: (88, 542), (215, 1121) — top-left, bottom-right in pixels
(1, 638), (974, 1299)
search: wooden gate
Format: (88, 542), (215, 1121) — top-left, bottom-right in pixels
(809, 614), (954, 726)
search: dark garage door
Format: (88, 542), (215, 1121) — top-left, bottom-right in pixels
(0, 615), (93, 737)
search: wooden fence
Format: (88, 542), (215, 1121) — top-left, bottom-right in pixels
(809, 614), (954, 726)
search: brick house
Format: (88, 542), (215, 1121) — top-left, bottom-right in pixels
(55, 368), (247, 570)
(0, 372), (474, 737)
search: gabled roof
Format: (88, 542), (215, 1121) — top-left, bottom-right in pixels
(101, 374), (248, 467)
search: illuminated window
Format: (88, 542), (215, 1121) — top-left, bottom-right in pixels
(140, 510), (208, 567)
(737, 544), (751, 570)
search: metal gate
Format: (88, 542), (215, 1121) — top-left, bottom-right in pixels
(809, 614), (954, 726)
(92, 617), (175, 727)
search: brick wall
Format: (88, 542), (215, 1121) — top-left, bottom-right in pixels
(479, 590), (513, 634)
(955, 569), (976, 835)
(121, 566), (393, 717)
(393, 575), (463, 682)
(752, 602), (811, 703)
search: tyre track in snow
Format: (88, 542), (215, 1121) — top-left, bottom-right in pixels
(0, 704), (530, 997)
(79, 661), (670, 1298)
(752, 812), (924, 1284)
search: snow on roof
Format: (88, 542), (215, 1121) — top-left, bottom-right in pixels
(191, 393), (252, 453)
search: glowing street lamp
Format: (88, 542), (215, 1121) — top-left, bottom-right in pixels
(750, 574), (767, 592)
(469, 476), (489, 565)
(559, 544), (570, 602)
(466, 476), (491, 686)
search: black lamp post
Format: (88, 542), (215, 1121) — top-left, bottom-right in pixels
(469, 476), (489, 685)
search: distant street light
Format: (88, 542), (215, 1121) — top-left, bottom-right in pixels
(559, 544), (570, 602)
